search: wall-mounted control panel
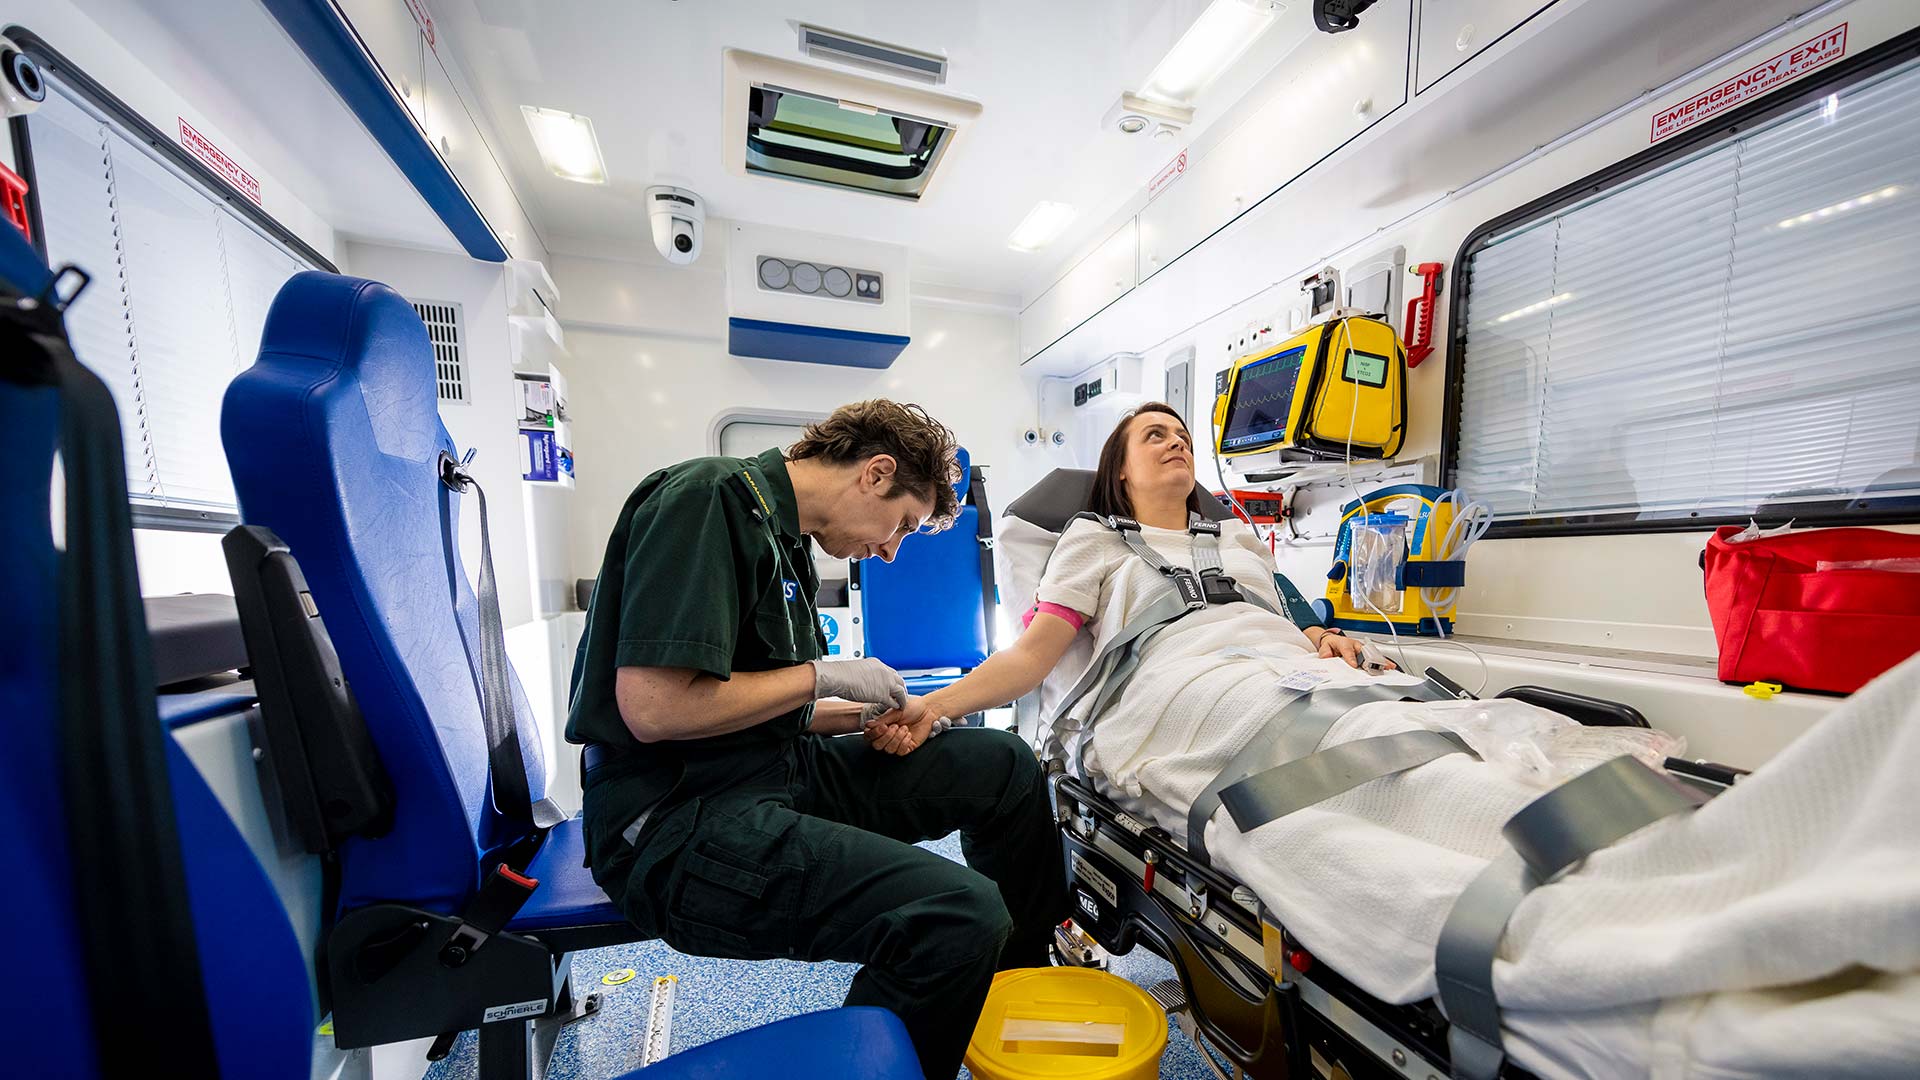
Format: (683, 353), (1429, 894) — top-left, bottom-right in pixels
(755, 255), (885, 304)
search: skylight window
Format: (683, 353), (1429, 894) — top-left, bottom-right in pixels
(746, 85), (952, 200)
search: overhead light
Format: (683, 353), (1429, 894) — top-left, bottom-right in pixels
(1104, 92), (1194, 140)
(1776, 185), (1900, 229)
(1140, 0), (1282, 106)
(521, 105), (607, 184)
(1495, 292), (1573, 324)
(1008, 201), (1078, 253)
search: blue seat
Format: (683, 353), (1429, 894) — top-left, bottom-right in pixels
(220, 270), (923, 1078)
(860, 447), (995, 707)
(649, 1007), (921, 1079)
(2, 226), (308, 1077)
(221, 271), (632, 1067)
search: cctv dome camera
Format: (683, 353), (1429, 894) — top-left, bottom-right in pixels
(0, 36), (46, 119)
(646, 185), (705, 266)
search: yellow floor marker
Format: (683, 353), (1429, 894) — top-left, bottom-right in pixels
(601, 968), (639, 986)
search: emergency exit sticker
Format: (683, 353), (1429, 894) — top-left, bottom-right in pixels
(178, 120), (261, 205)
(1651, 24), (1846, 142)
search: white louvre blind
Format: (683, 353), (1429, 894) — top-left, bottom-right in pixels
(1455, 57), (1920, 527)
(30, 77), (313, 517)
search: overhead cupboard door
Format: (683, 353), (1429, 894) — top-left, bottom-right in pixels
(28, 76), (320, 521)
(1416, 0), (1556, 93)
(1451, 54), (1920, 531)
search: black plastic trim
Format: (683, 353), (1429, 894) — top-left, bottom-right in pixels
(1441, 25), (1920, 539)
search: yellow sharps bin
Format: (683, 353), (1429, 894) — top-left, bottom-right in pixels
(963, 967), (1168, 1080)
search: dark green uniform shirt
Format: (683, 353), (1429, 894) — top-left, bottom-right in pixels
(567, 448), (823, 856)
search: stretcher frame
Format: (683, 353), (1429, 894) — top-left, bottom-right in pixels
(1046, 682), (1738, 1080)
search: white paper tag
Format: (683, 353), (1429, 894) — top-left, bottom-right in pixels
(482, 999), (547, 1024)
(1277, 669), (1328, 692)
(1072, 852), (1120, 907)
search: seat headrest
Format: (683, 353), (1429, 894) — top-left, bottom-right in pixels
(1003, 468), (1232, 533)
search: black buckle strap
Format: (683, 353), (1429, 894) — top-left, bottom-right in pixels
(1201, 572), (1242, 605)
(439, 862), (540, 967)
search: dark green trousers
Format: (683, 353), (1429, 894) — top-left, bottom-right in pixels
(591, 727), (1069, 1080)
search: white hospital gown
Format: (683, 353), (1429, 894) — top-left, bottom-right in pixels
(1034, 516), (1304, 646)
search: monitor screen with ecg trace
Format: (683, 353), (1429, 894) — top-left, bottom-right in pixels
(1218, 344), (1307, 453)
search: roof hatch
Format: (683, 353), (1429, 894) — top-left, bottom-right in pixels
(724, 51), (983, 203)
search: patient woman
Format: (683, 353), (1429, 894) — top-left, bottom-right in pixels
(867, 401), (1382, 757)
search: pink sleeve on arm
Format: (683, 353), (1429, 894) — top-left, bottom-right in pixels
(1022, 601), (1087, 631)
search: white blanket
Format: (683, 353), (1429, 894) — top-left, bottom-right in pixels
(1064, 598), (1920, 1078)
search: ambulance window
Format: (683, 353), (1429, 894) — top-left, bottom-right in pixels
(745, 86), (952, 200)
(1448, 50), (1920, 535)
(14, 41), (331, 529)
(716, 417), (816, 459)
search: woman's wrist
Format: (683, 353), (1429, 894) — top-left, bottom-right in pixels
(922, 688), (961, 721)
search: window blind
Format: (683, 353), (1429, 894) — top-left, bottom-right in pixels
(30, 77), (315, 517)
(1454, 56), (1920, 528)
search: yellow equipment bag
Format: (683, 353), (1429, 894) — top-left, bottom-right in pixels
(1212, 314), (1407, 460)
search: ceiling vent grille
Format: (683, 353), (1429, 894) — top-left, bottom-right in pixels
(410, 299), (468, 405)
(798, 26), (947, 85)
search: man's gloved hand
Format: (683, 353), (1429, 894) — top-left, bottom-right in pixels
(861, 699), (952, 741)
(810, 657), (909, 711)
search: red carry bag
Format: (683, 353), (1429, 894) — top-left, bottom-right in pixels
(1703, 525), (1920, 693)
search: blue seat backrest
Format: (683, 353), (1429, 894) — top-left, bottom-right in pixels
(0, 368), (100, 1073)
(3, 224), (309, 1076)
(222, 271), (549, 915)
(859, 447), (989, 671)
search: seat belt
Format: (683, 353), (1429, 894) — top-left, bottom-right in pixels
(1051, 512), (1290, 764)
(1434, 756), (1711, 1080)
(968, 468), (998, 654)
(440, 451), (566, 831)
(1219, 728), (1474, 831)
(1185, 679), (1450, 862)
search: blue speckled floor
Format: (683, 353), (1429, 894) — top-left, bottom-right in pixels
(423, 831), (1218, 1080)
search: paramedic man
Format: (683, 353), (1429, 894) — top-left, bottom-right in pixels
(566, 400), (1069, 1080)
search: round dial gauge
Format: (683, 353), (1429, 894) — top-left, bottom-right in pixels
(823, 267), (853, 297)
(758, 259), (790, 289)
(790, 263), (823, 293)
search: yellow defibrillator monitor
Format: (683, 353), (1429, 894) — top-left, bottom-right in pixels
(1212, 315), (1407, 460)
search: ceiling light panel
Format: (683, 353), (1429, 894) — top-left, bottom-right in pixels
(1008, 201), (1079, 252)
(521, 105), (608, 184)
(1141, 0), (1282, 106)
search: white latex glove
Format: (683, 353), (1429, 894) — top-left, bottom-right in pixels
(860, 701), (953, 738)
(810, 657), (909, 711)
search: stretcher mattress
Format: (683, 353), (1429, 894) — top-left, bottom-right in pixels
(1073, 612), (1920, 1078)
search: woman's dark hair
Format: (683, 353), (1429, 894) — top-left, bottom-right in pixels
(1089, 402), (1207, 520)
(787, 399), (961, 530)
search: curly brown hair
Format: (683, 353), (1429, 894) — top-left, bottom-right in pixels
(787, 400), (961, 531)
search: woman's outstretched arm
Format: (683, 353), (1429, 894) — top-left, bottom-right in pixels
(865, 611), (1080, 753)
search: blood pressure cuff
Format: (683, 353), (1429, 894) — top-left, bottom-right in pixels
(1273, 572), (1324, 629)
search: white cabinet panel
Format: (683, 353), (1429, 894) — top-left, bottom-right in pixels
(422, 51), (538, 260)
(1138, 0), (1411, 281)
(334, 0), (426, 125)
(1020, 218), (1140, 361)
(1416, 0), (1555, 93)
